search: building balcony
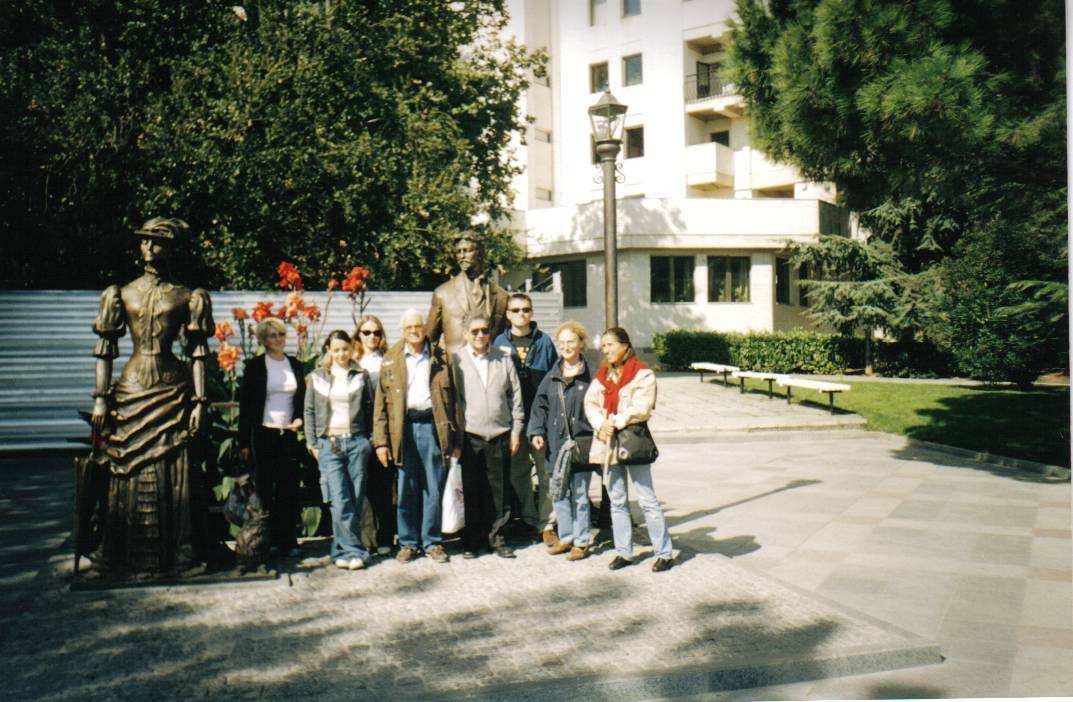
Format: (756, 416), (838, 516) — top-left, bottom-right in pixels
(685, 142), (735, 189)
(515, 198), (850, 259)
(684, 74), (744, 119)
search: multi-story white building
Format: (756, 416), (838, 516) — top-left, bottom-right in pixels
(503, 0), (852, 346)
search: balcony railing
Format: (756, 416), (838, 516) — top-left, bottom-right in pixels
(684, 74), (737, 103)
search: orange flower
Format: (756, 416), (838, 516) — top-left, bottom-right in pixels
(251, 301), (275, 322)
(296, 323), (309, 336)
(327, 278), (340, 291)
(283, 291), (305, 320)
(232, 307), (249, 320)
(277, 261), (303, 291)
(342, 266), (371, 294)
(218, 342), (241, 372)
(301, 304), (321, 321)
(214, 321), (236, 343)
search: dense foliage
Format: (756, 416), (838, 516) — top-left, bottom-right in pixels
(654, 329), (864, 374)
(0, 1), (542, 290)
(728, 0), (1067, 382)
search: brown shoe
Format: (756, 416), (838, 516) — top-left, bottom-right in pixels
(547, 541), (572, 555)
(426, 545), (450, 564)
(565, 546), (589, 561)
(396, 546), (418, 563)
(541, 529), (558, 547)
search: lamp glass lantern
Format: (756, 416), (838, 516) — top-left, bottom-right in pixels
(588, 91), (628, 143)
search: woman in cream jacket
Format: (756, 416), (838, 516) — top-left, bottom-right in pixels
(584, 327), (674, 572)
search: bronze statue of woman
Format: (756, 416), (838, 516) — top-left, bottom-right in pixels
(89, 217), (214, 577)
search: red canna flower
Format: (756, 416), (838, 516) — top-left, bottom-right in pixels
(327, 278), (340, 291)
(302, 304), (321, 321)
(214, 321), (236, 343)
(276, 261), (303, 291)
(218, 342), (241, 372)
(232, 307), (249, 320)
(341, 266), (371, 294)
(296, 323), (309, 336)
(283, 291), (305, 320)
(251, 301), (275, 322)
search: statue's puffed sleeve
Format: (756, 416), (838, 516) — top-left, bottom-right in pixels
(92, 285), (126, 360)
(186, 288), (215, 359)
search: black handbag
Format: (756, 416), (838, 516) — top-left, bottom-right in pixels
(556, 383), (593, 468)
(615, 422), (658, 465)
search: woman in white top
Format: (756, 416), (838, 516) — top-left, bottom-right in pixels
(238, 318), (305, 558)
(303, 330), (375, 570)
(353, 315), (395, 555)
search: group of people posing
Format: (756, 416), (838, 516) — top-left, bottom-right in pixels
(237, 293), (675, 574)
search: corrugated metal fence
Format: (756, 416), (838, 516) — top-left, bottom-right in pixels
(0, 290), (563, 452)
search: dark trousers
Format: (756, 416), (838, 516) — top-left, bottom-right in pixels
(461, 432), (511, 551)
(251, 426), (301, 551)
(364, 451), (397, 550)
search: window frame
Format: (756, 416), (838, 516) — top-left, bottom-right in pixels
(589, 62), (609, 94)
(650, 255), (695, 304)
(622, 0), (641, 18)
(707, 255), (751, 303)
(552, 259), (587, 309)
(622, 53), (643, 87)
(775, 256), (792, 305)
(624, 125), (644, 159)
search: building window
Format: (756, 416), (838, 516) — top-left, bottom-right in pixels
(623, 54), (643, 86)
(798, 262), (811, 307)
(534, 128), (552, 143)
(622, 0), (641, 17)
(534, 187), (552, 202)
(589, 62), (609, 93)
(625, 126), (644, 158)
(710, 130), (729, 146)
(547, 260), (587, 308)
(588, 0), (606, 26)
(650, 256), (694, 303)
(708, 256), (750, 302)
(775, 257), (792, 304)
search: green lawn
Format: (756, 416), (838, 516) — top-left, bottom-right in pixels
(735, 378), (1071, 467)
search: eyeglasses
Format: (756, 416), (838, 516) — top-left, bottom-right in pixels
(469, 327), (491, 336)
(508, 307), (532, 314)
(265, 332), (286, 339)
(359, 329), (382, 337)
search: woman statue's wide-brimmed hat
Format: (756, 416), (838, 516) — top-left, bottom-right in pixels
(134, 217), (189, 241)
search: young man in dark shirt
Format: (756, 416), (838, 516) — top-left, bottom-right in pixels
(492, 292), (559, 544)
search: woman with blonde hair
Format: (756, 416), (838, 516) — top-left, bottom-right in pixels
(238, 317), (306, 558)
(353, 315), (395, 555)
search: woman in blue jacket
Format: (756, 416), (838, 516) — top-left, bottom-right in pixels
(525, 321), (596, 560)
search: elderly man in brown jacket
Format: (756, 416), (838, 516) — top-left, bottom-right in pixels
(372, 308), (463, 564)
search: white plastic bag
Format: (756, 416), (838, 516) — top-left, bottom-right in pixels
(441, 456), (465, 534)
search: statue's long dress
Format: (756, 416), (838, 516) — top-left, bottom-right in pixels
(92, 277), (214, 573)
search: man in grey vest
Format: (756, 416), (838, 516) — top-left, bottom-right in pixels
(452, 311), (524, 558)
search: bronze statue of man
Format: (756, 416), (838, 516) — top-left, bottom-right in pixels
(88, 217), (215, 578)
(427, 231), (509, 353)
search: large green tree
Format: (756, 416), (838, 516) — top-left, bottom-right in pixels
(0, 1), (542, 290)
(730, 0), (1067, 379)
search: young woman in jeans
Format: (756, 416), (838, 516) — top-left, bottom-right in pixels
(304, 330), (374, 571)
(527, 321), (596, 561)
(584, 327), (674, 573)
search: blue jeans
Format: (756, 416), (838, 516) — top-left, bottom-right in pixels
(397, 418), (446, 550)
(553, 471), (592, 547)
(317, 435), (371, 561)
(607, 463), (673, 560)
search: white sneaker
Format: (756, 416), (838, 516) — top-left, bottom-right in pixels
(348, 558), (366, 571)
(335, 558), (349, 569)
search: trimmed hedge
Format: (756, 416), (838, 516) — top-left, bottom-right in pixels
(653, 329), (863, 374)
(653, 329), (955, 377)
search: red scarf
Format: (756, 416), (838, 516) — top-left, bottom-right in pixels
(596, 354), (647, 414)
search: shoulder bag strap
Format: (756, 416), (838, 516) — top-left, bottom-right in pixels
(555, 381), (574, 441)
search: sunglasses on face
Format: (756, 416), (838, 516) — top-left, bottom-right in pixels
(359, 329), (382, 337)
(508, 307), (532, 314)
(469, 327), (490, 336)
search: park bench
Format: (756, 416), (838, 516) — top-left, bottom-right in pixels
(776, 377), (851, 414)
(689, 362), (740, 386)
(731, 370), (783, 399)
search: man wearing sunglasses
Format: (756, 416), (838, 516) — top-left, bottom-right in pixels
(492, 292), (559, 547)
(453, 312), (525, 559)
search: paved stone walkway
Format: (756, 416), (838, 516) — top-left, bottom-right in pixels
(1, 427), (1070, 700)
(649, 374), (865, 434)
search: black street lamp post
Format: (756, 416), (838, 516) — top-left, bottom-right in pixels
(588, 91), (628, 330)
